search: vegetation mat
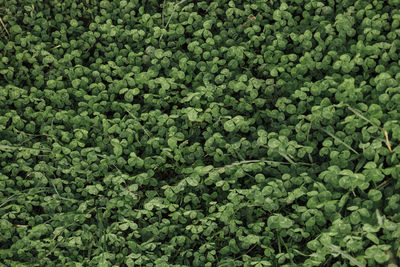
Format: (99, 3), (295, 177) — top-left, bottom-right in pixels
(1, 0), (400, 266)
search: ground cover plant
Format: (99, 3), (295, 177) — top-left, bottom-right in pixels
(1, 0), (400, 266)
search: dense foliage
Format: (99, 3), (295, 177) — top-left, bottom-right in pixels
(1, 0), (400, 266)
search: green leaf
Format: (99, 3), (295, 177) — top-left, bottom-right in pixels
(366, 233), (380, 245)
(10, 25), (22, 34)
(268, 138), (280, 149)
(86, 185), (99, 195)
(339, 176), (353, 189)
(70, 19), (79, 27)
(255, 174), (266, 183)
(224, 120), (235, 132)
(307, 239), (320, 251)
(154, 49), (163, 59)
(119, 223), (130, 231)
(187, 108), (198, 122)
(164, 187), (175, 199)
(194, 165), (213, 176)
(113, 143), (123, 156)
(267, 214), (293, 229)
(168, 137), (177, 149)
(368, 189), (382, 201)
(243, 234), (260, 245)
(186, 175), (200, 186)
(203, 20), (213, 30)
(95, 184), (104, 191)
(365, 245), (389, 264)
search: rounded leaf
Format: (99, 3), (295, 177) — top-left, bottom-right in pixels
(224, 120), (235, 132)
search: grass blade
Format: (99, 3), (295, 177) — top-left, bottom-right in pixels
(327, 244), (365, 267)
(0, 17), (10, 38)
(347, 105), (392, 152)
(320, 128), (359, 155)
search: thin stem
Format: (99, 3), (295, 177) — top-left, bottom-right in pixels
(277, 232), (282, 254)
(261, 144), (296, 164)
(377, 178), (391, 189)
(320, 128), (359, 155)
(122, 105), (150, 137)
(306, 120), (314, 163)
(207, 158), (314, 174)
(51, 180), (77, 203)
(0, 144), (51, 152)
(0, 195), (16, 209)
(347, 105), (392, 152)
(326, 244), (365, 267)
(0, 188), (47, 208)
(159, 0), (187, 42)
(161, 0), (166, 26)
(233, 244), (258, 260)
(165, 0), (186, 29)
(0, 17), (10, 38)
